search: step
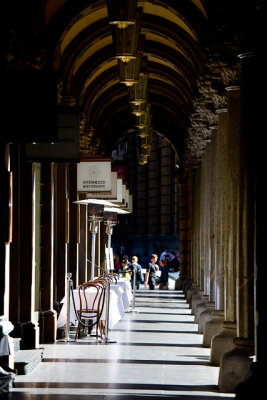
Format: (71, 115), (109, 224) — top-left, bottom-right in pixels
(14, 349), (43, 375)
(13, 337), (21, 353)
(0, 375), (14, 396)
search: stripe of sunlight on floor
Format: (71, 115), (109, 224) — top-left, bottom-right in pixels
(9, 289), (236, 399)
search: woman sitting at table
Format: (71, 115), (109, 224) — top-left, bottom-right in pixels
(121, 259), (131, 280)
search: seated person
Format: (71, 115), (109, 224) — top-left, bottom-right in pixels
(0, 317), (17, 378)
(121, 259), (131, 279)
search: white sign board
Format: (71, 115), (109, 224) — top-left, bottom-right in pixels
(77, 161), (112, 192)
(86, 172), (117, 199)
(112, 178), (123, 203)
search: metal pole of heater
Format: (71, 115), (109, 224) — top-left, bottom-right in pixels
(104, 223), (116, 343)
(90, 219), (98, 281)
(126, 263), (139, 313)
(65, 272), (72, 341)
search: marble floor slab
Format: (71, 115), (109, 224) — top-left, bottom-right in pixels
(9, 288), (235, 399)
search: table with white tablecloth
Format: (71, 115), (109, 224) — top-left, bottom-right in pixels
(57, 278), (132, 329)
(115, 278), (132, 309)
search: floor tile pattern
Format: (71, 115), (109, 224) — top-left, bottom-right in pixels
(9, 289), (235, 399)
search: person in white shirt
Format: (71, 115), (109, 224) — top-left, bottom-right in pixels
(159, 248), (171, 262)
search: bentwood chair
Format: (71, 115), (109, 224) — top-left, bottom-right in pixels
(75, 281), (106, 340)
(93, 277), (113, 339)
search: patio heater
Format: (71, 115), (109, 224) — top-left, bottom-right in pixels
(87, 202), (104, 281)
(74, 199), (120, 280)
(104, 206), (130, 272)
(104, 209), (118, 273)
(103, 206), (130, 342)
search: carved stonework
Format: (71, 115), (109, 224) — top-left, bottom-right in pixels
(181, 41), (241, 171)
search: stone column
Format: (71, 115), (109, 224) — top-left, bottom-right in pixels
(211, 88), (241, 365)
(196, 142), (216, 333)
(204, 111), (227, 349)
(215, 109), (228, 312)
(68, 163), (78, 287)
(192, 170), (201, 287)
(40, 163), (57, 343)
(202, 128), (225, 340)
(54, 164), (67, 310)
(9, 145), (21, 329)
(0, 144), (10, 316)
(18, 154), (39, 349)
(208, 129), (217, 305)
(186, 171), (201, 303)
(177, 171), (192, 285)
(224, 86), (240, 324)
(218, 54), (255, 393)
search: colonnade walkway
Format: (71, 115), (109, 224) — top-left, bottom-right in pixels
(9, 289), (235, 399)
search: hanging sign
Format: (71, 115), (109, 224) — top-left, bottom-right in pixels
(77, 161), (112, 192)
(112, 178), (123, 204)
(86, 171), (117, 199)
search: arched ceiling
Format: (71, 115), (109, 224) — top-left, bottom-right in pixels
(44, 0), (210, 159)
(3, 0), (262, 167)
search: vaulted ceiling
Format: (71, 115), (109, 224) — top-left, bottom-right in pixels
(3, 0), (261, 168)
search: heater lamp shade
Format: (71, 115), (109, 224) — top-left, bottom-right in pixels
(104, 210), (118, 224)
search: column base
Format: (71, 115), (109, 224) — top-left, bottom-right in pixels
(183, 280), (193, 296)
(210, 322), (237, 366)
(203, 310), (224, 348)
(41, 310), (57, 343)
(191, 292), (206, 314)
(175, 277), (188, 290)
(185, 287), (197, 303)
(218, 337), (254, 393)
(195, 301), (215, 325)
(197, 303), (215, 333)
(20, 320), (40, 349)
(235, 361), (263, 398)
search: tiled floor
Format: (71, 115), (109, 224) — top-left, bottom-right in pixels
(9, 289), (235, 399)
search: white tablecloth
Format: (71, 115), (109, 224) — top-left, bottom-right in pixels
(116, 278), (132, 309)
(57, 278), (132, 329)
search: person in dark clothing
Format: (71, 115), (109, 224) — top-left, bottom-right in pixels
(159, 259), (169, 289)
(144, 254), (159, 290)
(168, 251), (180, 272)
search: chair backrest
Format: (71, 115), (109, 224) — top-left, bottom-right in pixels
(78, 281), (105, 317)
